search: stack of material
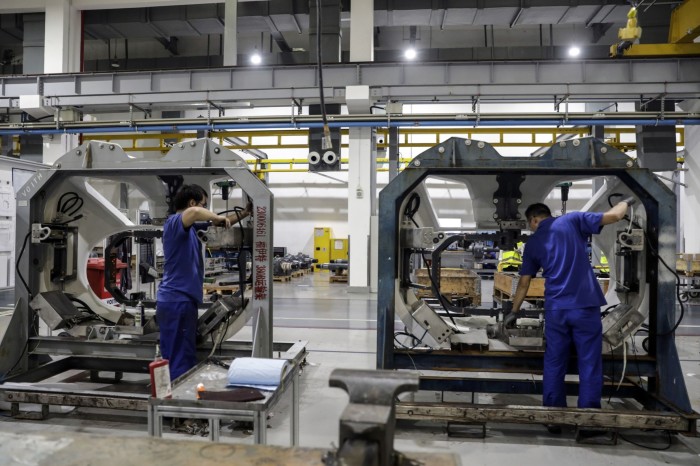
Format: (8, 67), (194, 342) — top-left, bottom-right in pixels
(415, 268), (481, 305)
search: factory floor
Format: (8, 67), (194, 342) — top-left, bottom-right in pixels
(1, 273), (700, 465)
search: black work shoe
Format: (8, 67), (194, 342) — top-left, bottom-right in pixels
(544, 424), (562, 435)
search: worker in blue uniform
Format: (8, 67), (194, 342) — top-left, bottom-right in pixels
(508, 199), (633, 427)
(157, 184), (251, 380)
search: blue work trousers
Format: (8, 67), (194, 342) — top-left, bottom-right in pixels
(156, 300), (198, 380)
(543, 307), (602, 409)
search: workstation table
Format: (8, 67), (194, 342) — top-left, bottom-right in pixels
(147, 357), (300, 445)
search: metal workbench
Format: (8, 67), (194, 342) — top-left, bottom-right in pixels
(148, 356), (301, 445)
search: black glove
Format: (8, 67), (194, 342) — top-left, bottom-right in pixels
(504, 312), (518, 328)
(621, 196), (636, 207)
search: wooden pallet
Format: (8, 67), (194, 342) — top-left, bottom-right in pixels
(291, 270), (304, 278)
(203, 284), (240, 295)
(329, 275), (348, 283)
(414, 268), (481, 303)
(273, 275), (292, 282)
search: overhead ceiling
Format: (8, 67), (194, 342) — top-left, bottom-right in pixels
(0, 0), (680, 70)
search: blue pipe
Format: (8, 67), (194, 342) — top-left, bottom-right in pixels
(1, 118), (699, 136)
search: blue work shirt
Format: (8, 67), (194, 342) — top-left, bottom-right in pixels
(157, 213), (204, 303)
(521, 212), (606, 311)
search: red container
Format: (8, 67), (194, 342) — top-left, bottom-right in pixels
(86, 258), (127, 299)
(150, 357), (172, 399)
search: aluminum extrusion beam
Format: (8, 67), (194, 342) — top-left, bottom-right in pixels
(1, 59), (699, 111)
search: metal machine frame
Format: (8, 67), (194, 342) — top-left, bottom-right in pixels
(0, 139), (306, 412)
(377, 137), (697, 433)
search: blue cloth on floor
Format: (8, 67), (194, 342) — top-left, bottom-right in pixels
(156, 300), (198, 380)
(543, 307), (603, 409)
(227, 357), (290, 391)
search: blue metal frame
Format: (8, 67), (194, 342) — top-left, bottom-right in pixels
(377, 137), (692, 414)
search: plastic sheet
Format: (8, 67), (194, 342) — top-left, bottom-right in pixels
(227, 357), (290, 391)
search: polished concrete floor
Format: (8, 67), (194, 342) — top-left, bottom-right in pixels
(2, 273), (700, 465)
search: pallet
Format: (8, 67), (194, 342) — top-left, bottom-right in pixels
(203, 284), (240, 295)
(415, 268), (481, 303)
(329, 275), (348, 283)
(291, 270), (304, 278)
(273, 275), (292, 282)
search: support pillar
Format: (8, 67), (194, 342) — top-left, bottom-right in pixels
(347, 127), (377, 292)
(350, 0), (374, 62)
(44, 0), (80, 74)
(224, 0), (238, 66)
(682, 126), (700, 253)
(42, 1), (80, 164)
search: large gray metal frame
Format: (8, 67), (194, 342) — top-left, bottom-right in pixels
(1, 137), (274, 385)
(377, 137), (696, 431)
(1, 59), (699, 111)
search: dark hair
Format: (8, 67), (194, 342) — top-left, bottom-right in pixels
(173, 184), (207, 211)
(525, 203), (552, 220)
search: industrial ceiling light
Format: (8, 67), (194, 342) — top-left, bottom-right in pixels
(250, 53), (262, 65)
(568, 46), (581, 57)
(404, 48), (417, 60)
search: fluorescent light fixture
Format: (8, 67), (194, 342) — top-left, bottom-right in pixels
(250, 53), (262, 65)
(404, 48), (417, 60)
(568, 46), (581, 57)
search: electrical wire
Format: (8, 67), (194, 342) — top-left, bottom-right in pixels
(315, 0), (331, 148)
(393, 328), (433, 351)
(619, 430), (673, 451)
(16, 232), (31, 297)
(404, 192), (421, 228)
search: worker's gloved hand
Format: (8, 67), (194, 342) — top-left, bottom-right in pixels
(504, 312), (518, 328)
(621, 196), (636, 207)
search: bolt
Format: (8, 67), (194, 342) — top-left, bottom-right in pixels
(601, 147), (608, 154)
(178, 143), (184, 148)
(414, 160), (421, 167)
(465, 139), (472, 146)
(559, 141), (566, 147)
(477, 141), (485, 149)
(75, 149), (81, 156)
(438, 146), (445, 153)
(626, 160), (633, 168)
(99, 143), (104, 149)
(572, 139), (580, 147)
(516, 198), (522, 204)
(493, 199), (499, 204)
(493, 213), (499, 219)
(190, 141), (196, 147)
(56, 163), (61, 169)
(214, 147), (220, 154)
(108, 144), (114, 150)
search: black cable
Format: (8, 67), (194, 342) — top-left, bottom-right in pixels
(404, 192), (421, 228)
(619, 430), (673, 451)
(0, 343), (28, 382)
(393, 328), (432, 351)
(421, 252), (461, 329)
(645, 237), (685, 336)
(315, 0), (329, 139)
(57, 192), (84, 217)
(16, 232), (31, 297)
